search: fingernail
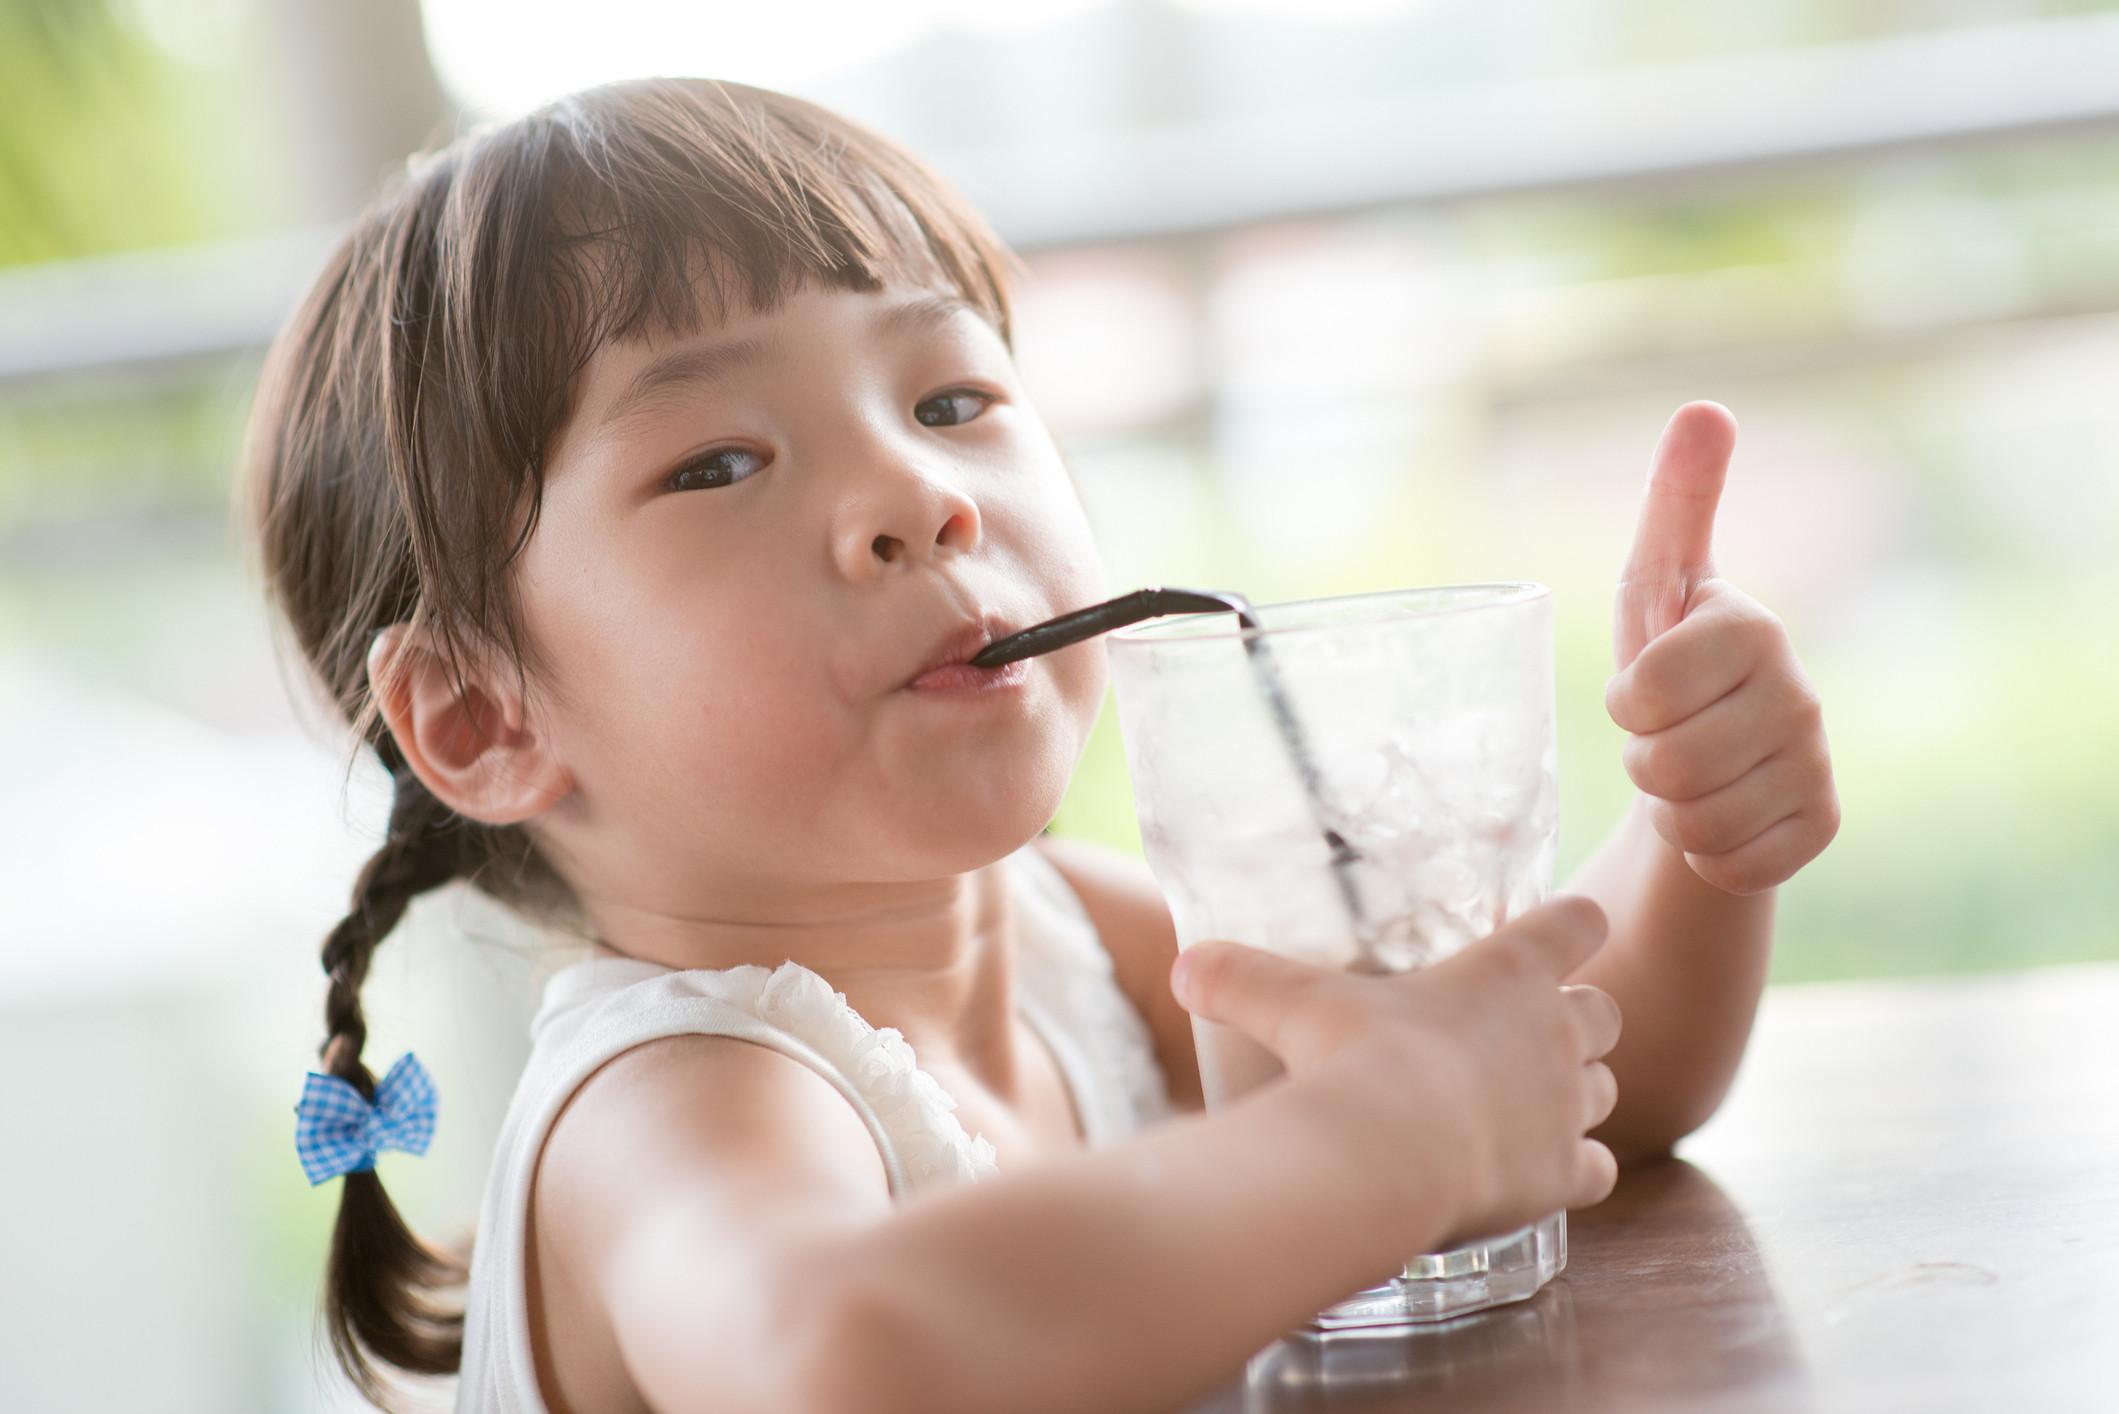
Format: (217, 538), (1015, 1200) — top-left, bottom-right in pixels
(1169, 949), (1197, 1006)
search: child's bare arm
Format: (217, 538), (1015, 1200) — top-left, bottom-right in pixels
(535, 899), (1618, 1414)
(1565, 799), (1777, 1157)
(1566, 403), (1839, 1159)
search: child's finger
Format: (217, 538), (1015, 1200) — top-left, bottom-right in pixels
(1570, 1137), (1619, 1211)
(1606, 585), (1778, 735)
(1620, 679), (1791, 804)
(1582, 1059), (1619, 1132)
(1169, 942), (1337, 1061)
(1619, 401), (1735, 587)
(1648, 751), (1822, 859)
(1452, 895), (1609, 986)
(1686, 808), (1839, 897)
(1614, 402), (1737, 671)
(1561, 984), (1622, 1061)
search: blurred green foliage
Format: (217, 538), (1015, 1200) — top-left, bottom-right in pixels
(0, 375), (255, 529)
(1593, 0), (2119, 61)
(0, 0), (206, 264)
(0, 0), (286, 532)
(1777, 583), (2119, 979)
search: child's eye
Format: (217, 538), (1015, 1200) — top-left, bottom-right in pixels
(665, 447), (768, 492)
(913, 389), (992, 428)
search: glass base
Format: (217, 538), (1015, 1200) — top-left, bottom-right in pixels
(1310, 1211), (1566, 1331)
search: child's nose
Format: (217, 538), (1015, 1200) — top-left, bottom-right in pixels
(830, 451), (982, 581)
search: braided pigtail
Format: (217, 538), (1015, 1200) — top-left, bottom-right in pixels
(317, 740), (477, 1399)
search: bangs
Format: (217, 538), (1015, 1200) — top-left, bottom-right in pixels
(533, 79), (1013, 357)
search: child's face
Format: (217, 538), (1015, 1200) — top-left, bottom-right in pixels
(515, 281), (1107, 917)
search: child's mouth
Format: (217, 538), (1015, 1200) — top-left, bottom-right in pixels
(906, 622), (1031, 693)
(909, 660), (1029, 692)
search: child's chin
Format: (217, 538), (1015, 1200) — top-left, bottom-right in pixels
(880, 798), (1067, 880)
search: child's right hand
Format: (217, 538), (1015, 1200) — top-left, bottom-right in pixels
(1170, 896), (1621, 1244)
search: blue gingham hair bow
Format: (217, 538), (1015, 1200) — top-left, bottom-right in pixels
(294, 1053), (438, 1185)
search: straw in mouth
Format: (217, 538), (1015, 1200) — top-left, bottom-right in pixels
(967, 587), (1257, 669)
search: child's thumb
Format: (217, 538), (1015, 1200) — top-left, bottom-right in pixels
(1614, 401), (1735, 670)
(1170, 942), (1334, 1063)
(1456, 895), (1611, 987)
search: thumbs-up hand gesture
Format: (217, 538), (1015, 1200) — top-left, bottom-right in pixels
(1607, 403), (1840, 896)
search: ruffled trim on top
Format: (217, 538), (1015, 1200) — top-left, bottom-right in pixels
(705, 960), (1001, 1190)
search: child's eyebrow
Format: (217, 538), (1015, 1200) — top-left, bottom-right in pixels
(880, 293), (995, 340)
(598, 335), (779, 434)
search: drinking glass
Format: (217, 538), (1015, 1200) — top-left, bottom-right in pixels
(1107, 584), (1563, 1329)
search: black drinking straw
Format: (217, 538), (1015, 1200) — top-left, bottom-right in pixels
(973, 587), (1378, 966)
(968, 587), (1256, 668)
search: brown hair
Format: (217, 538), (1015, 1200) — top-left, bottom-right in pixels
(243, 77), (1015, 1403)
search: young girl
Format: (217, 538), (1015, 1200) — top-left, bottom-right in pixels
(252, 80), (1838, 1414)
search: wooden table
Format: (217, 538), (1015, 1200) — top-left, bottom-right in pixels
(1182, 963), (2119, 1413)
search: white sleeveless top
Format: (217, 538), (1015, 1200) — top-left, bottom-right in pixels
(457, 848), (1171, 1414)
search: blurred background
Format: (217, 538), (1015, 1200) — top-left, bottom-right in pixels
(5, 0), (2119, 1408)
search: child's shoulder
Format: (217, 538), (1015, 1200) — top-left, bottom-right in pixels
(545, 1029), (893, 1211)
(526, 965), (901, 1252)
(518, 1032), (889, 1413)
(1032, 837), (1203, 1110)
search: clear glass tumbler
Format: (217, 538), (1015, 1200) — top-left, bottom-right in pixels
(1107, 584), (1563, 1330)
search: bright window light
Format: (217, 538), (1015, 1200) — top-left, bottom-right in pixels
(422, 0), (1111, 116)
(420, 0), (1431, 117)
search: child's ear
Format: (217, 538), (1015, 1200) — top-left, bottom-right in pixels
(366, 625), (572, 825)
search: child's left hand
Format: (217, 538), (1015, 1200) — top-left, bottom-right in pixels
(1605, 402), (1840, 896)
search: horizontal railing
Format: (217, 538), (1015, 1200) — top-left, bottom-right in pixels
(6, 15), (2119, 389)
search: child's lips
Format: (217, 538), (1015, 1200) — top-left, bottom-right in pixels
(908, 659), (1029, 693)
(905, 621), (1029, 693)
